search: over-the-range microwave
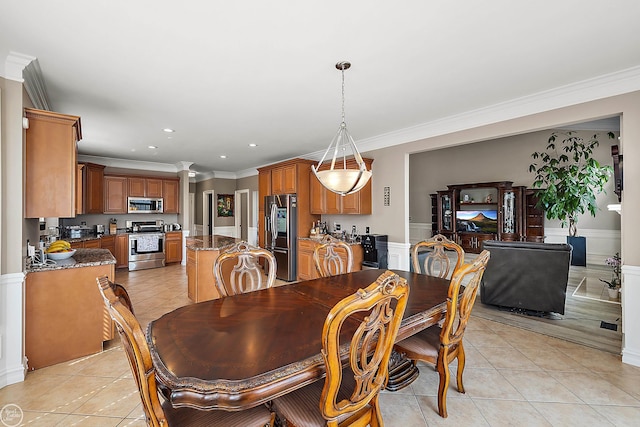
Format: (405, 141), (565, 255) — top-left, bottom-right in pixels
(128, 197), (164, 213)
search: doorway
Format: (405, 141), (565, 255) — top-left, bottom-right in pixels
(235, 189), (249, 241)
(203, 190), (215, 236)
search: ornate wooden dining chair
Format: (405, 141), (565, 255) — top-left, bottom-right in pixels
(394, 250), (490, 418)
(96, 276), (276, 427)
(272, 270), (409, 426)
(213, 241), (277, 297)
(313, 234), (354, 277)
(412, 234), (465, 279)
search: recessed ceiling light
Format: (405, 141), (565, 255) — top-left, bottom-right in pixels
(188, 171), (196, 177)
(220, 155), (227, 159)
(163, 128), (175, 133)
(148, 145), (158, 149)
(249, 143), (257, 147)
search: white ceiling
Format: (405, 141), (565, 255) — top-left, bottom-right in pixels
(2, 1), (639, 177)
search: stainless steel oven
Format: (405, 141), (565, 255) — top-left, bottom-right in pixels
(126, 220), (166, 271)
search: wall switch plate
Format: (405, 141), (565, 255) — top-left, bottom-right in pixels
(334, 223), (341, 231)
(365, 226), (370, 234)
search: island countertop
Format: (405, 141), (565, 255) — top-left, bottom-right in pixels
(25, 248), (116, 273)
(186, 235), (242, 251)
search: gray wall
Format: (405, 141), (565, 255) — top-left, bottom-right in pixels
(409, 129), (621, 232)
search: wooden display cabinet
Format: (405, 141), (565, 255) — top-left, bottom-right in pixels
(432, 181), (543, 253)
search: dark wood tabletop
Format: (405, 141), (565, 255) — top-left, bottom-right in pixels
(146, 269), (450, 410)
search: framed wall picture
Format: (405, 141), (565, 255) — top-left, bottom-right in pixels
(217, 194), (234, 217)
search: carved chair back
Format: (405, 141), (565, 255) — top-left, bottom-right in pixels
(97, 276), (167, 427)
(412, 234), (464, 279)
(214, 241), (277, 297)
(441, 250), (490, 349)
(320, 270), (409, 425)
(313, 235), (354, 277)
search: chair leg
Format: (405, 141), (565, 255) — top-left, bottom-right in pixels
(456, 344), (466, 394)
(436, 351), (450, 418)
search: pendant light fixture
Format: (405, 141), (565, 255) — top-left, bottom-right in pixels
(312, 61), (371, 196)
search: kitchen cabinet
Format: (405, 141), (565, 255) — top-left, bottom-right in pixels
(162, 179), (180, 213)
(310, 158), (373, 215)
(257, 159), (320, 253)
(24, 108), (82, 218)
(297, 238), (363, 281)
(25, 254), (115, 369)
(128, 177), (163, 198)
(104, 176), (128, 214)
(81, 163), (105, 214)
(76, 164), (85, 215)
(69, 238), (101, 249)
(271, 164), (297, 194)
(100, 234), (116, 255)
(165, 231), (183, 264)
(115, 234), (129, 268)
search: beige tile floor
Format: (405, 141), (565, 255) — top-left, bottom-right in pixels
(3, 264), (640, 426)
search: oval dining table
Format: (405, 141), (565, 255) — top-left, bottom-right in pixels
(146, 268), (450, 411)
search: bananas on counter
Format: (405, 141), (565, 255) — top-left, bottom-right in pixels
(46, 240), (72, 253)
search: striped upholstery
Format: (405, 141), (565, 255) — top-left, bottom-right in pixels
(163, 401), (274, 427)
(273, 371), (358, 426)
(391, 325), (441, 360)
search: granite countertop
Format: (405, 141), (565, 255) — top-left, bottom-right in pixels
(299, 236), (362, 246)
(186, 235), (242, 251)
(26, 248), (116, 273)
(63, 231), (128, 244)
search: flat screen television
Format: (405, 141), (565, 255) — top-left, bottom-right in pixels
(456, 210), (498, 233)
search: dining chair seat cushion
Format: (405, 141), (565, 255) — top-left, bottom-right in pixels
(273, 371), (359, 426)
(163, 401), (274, 427)
(395, 325), (441, 361)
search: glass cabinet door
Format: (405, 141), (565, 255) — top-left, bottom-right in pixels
(438, 191), (454, 232)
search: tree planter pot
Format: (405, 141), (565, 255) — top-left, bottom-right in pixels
(607, 287), (619, 299)
(567, 236), (586, 266)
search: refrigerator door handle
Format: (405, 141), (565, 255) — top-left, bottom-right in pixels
(269, 203), (278, 249)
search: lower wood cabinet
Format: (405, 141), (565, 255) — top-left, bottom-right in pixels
(297, 239), (363, 281)
(459, 232), (495, 253)
(100, 235), (116, 255)
(115, 234), (129, 268)
(165, 231), (183, 264)
(25, 262), (115, 369)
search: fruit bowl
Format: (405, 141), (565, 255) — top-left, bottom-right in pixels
(47, 249), (76, 260)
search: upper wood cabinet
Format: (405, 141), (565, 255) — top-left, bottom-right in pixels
(104, 176), (128, 214)
(128, 177), (163, 198)
(24, 108), (82, 218)
(310, 158), (373, 215)
(162, 179), (180, 213)
(257, 159), (320, 251)
(271, 164), (297, 194)
(80, 162), (105, 214)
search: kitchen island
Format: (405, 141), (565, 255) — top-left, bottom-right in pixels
(186, 235), (242, 302)
(25, 248), (116, 370)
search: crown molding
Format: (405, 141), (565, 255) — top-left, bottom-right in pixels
(77, 154), (180, 173)
(342, 65), (640, 156)
(3, 52), (35, 82)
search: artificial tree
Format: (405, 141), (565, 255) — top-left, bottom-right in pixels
(529, 131), (614, 264)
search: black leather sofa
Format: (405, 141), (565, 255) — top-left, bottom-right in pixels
(480, 240), (572, 314)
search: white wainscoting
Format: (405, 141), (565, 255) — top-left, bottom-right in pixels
(544, 228), (621, 266)
(248, 226), (258, 246)
(410, 223), (621, 267)
(193, 224), (204, 236)
(409, 222), (433, 246)
(387, 241), (411, 271)
(214, 226), (237, 238)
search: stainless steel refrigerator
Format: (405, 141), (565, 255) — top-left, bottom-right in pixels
(265, 194), (298, 281)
